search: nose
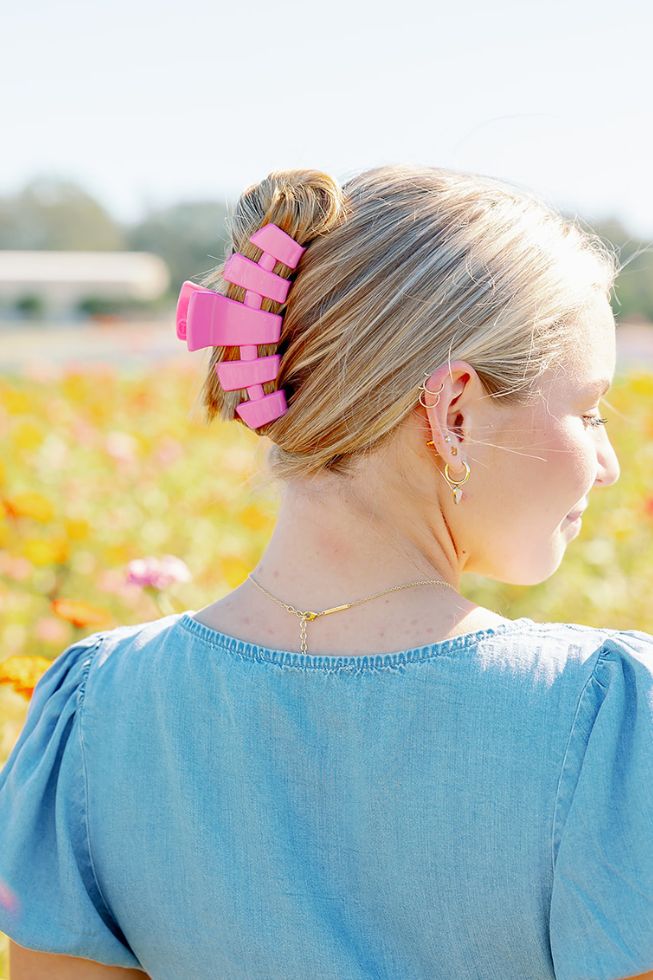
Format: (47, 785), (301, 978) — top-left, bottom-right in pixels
(594, 434), (620, 488)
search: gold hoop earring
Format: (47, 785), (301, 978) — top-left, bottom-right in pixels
(426, 436), (471, 504)
(418, 376), (445, 409)
(443, 460), (471, 505)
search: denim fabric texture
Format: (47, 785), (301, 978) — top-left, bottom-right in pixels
(0, 611), (651, 980)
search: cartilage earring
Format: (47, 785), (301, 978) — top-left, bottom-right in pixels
(418, 374), (445, 409)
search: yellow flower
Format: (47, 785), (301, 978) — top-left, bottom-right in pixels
(61, 372), (89, 402)
(22, 536), (70, 566)
(0, 655), (53, 699)
(12, 420), (45, 451)
(4, 491), (54, 522)
(0, 387), (30, 414)
(220, 555), (252, 589)
(64, 517), (90, 541)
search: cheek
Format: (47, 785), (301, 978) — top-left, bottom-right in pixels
(532, 416), (595, 515)
(488, 409), (592, 521)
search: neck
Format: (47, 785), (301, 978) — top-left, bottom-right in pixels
(247, 474), (467, 614)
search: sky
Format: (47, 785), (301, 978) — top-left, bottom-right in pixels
(3, 0), (652, 239)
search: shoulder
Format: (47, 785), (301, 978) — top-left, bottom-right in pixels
(511, 616), (653, 670)
(80, 611), (188, 688)
(547, 624), (653, 978)
(481, 618), (653, 724)
(0, 627), (153, 969)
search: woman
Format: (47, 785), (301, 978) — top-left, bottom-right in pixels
(1, 165), (652, 979)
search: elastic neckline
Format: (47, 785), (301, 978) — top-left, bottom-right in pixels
(176, 610), (539, 671)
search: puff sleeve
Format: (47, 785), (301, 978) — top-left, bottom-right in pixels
(0, 633), (144, 969)
(549, 629), (653, 980)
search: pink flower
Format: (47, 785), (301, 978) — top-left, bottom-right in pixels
(0, 877), (19, 913)
(34, 616), (70, 644)
(0, 554), (32, 581)
(105, 431), (138, 463)
(125, 555), (192, 590)
(98, 569), (140, 598)
(154, 437), (184, 466)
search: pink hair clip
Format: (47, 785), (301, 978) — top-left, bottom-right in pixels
(175, 223), (306, 430)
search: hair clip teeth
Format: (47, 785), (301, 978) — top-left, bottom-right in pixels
(176, 223), (303, 430)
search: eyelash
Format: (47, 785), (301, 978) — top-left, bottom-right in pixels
(582, 415), (609, 428)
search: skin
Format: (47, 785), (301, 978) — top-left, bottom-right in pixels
(194, 289), (620, 656)
(8, 940), (149, 978)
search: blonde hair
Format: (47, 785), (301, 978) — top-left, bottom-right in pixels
(198, 164), (618, 484)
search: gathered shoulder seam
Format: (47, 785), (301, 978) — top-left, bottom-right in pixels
(75, 633), (121, 929)
(549, 639), (615, 879)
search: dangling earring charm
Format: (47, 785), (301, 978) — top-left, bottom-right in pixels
(444, 461), (471, 504)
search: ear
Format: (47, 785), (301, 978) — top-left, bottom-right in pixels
(420, 360), (482, 463)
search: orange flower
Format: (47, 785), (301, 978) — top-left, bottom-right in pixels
(0, 655), (53, 699)
(51, 598), (112, 628)
(4, 491), (54, 522)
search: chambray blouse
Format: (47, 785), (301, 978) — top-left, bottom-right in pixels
(0, 611), (652, 980)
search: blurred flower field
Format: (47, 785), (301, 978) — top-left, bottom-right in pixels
(2, 363), (653, 764)
(0, 360), (280, 765)
(1, 360), (653, 972)
(1, 362), (653, 762)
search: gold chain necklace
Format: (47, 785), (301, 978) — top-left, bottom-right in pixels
(247, 574), (459, 655)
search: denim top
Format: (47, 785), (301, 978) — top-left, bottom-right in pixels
(0, 611), (652, 980)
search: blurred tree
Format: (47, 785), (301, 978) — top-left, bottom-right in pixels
(75, 294), (166, 317)
(124, 200), (229, 300)
(598, 218), (653, 322)
(2, 175), (652, 322)
(0, 176), (126, 250)
(15, 293), (46, 318)
(566, 213), (653, 322)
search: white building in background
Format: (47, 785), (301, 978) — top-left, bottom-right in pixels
(0, 251), (170, 318)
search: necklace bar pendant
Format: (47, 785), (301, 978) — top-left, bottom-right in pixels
(321, 603), (352, 616)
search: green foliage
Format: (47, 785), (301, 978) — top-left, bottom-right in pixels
(124, 199), (230, 298)
(14, 294), (45, 318)
(0, 176), (126, 251)
(593, 216), (653, 321)
(74, 294), (162, 317)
